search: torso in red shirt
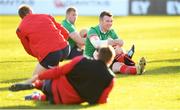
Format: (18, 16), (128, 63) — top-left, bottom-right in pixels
(17, 14), (69, 61)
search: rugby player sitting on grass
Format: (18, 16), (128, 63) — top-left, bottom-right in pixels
(84, 11), (146, 75)
(61, 7), (88, 59)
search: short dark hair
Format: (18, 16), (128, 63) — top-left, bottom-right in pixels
(18, 5), (32, 19)
(99, 11), (112, 19)
(66, 7), (76, 15)
(98, 46), (115, 64)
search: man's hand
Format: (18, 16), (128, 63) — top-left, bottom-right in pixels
(114, 39), (124, 47)
(107, 38), (115, 46)
(107, 38), (124, 47)
(31, 74), (39, 83)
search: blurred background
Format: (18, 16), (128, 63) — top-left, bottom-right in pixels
(0, 0), (180, 109)
(0, 0), (180, 16)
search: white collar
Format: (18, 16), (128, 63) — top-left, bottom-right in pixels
(99, 25), (107, 34)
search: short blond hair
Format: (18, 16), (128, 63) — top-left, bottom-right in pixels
(66, 7), (76, 15)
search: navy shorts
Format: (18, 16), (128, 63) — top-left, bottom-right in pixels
(42, 80), (54, 104)
(67, 46), (83, 59)
(40, 45), (70, 69)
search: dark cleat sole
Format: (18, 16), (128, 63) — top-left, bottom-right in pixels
(9, 83), (34, 91)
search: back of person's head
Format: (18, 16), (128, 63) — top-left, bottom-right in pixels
(18, 5), (32, 19)
(97, 46), (115, 65)
(99, 11), (112, 20)
(66, 7), (76, 15)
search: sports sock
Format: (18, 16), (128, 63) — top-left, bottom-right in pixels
(25, 92), (47, 101)
(127, 44), (135, 58)
(115, 54), (135, 66)
(115, 54), (125, 63)
(39, 94), (47, 101)
(119, 64), (137, 75)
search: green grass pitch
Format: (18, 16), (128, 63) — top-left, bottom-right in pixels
(0, 15), (180, 109)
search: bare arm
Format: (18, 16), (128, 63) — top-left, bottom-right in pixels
(89, 35), (120, 48)
(69, 32), (85, 46)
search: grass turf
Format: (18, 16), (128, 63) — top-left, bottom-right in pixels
(0, 15), (180, 109)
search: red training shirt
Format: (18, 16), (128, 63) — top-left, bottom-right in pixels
(16, 14), (69, 61)
(38, 56), (114, 104)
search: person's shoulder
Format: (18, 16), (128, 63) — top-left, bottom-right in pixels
(62, 20), (75, 32)
(89, 25), (99, 32)
(61, 19), (66, 25)
(62, 19), (67, 23)
(62, 19), (73, 26)
(90, 25), (98, 30)
(63, 19), (72, 25)
(109, 28), (115, 32)
(78, 56), (95, 63)
(109, 28), (118, 35)
(30, 14), (50, 18)
(31, 13), (46, 16)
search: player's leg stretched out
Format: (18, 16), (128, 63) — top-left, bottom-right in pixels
(112, 45), (146, 75)
(9, 80), (48, 102)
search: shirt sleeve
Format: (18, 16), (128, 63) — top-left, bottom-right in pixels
(98, 78), (115, 104)
(38, 56), (84, 80)
(87, 28), (102, 48)
(89, 35), (108, 48)
(62, 20), (76, 33)
(87, 28), (98, 38)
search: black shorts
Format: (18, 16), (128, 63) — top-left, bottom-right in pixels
(67, 46), (83, 59)
(42, 80), (54, 104)
(40, 45), (70, 69)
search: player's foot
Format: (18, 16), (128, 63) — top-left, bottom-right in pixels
(9, 83), (34, 91)
(137, 57), (146, 75)
(25, 91), (41, 100)
(127, 44), (135, 58)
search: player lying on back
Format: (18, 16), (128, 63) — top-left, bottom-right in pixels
(9, 46), (116, 105)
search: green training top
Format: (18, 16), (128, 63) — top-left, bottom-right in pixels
(61, 19), (76, 48)
(84, 25), (119, 58)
